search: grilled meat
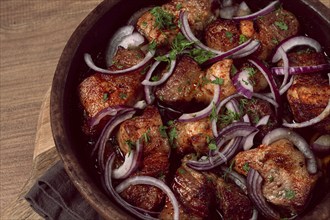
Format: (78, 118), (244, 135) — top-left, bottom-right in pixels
(173, 117), (213, 156)
(116, 106), (171, 211)
(238, 62), (268, 92)
(137, 0), (214, 46)
(155, 56), (207, 107)
(170, 155), (215, 218)
(79, 47), (145, 118)
(234, 139), (318, 214)
(205, 19), (241, 52)
(285, 52), (330, 133)
(210, 174), (253, 220)
(255, 8), (299, 60)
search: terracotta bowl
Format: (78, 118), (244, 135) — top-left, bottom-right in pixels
(51, 0), (330, 219)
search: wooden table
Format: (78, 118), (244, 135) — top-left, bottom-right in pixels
(0, 0), (329, 218)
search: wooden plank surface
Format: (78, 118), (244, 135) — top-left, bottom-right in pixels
(0, 0), (329, 218)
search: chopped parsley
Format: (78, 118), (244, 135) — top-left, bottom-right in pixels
(223, 160), (236, 180)
(125, 139), (136, 155)
(220, 109), (240, 125)
(150, 6), (175, 30)
(141, 21), (148, 28)
(239, 34), (248, 44)
(268, 175), (274, 182)
(245, 67), (257, 78)
(103, 93), (109, 102)
(176, 3), (183, 10)
(284, 189), (295, 200)
(243, 162), (250, 172)
(169, 127), (178, 147)
(178, 168), (186, 174)
(151, 75), (160, 82)
(272, 37), (279, 45)
(206, 135), (217, 150)
(141, 129), (151, 143)
(159, 125), (168, 138)
(119, 92), (127, 100)
(211, 77), (224, 85)
(230, 65), (238, 76)
(225, 31), (233, 43)
(189, 48), (215, 64)
(148, 40), (158, 51)
(274, 21), (288, 30)
(210, 103), (219, 121)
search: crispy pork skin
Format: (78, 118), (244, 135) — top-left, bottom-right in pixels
(116, 106), (171, 211)
(234, 139), (318, 214)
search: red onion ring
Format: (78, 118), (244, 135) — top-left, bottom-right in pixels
(179, 10), (259, 64)
(272, 36), (322, 63)
(112, 139), (143, 179)
(283, 99), (330, 129)
(134, 100), (147, 109)
(277, 47), (289, 89)
(84, 50), (155, 74)
(104, 154), (159, 220)
(178, 76), (221, 122)
(232, 70), (254, 99)
(95, 110), (136, 170)
(88, 106), (134, 128)
(311, 134), (330, 154)
(242, 115), (270, 150)
(248, 58), (281, 112)
(118, 32), (145, 50)
(262, 128), (317, 174)
(232, 0), (279, 21)
(115, 176), (180, 220)
(247, 168), (280, 220)
(271, 64), (330, 75)
(142, 56), (176, 86)
(220, 166), (248, 194)
(105, 25), (134, 66)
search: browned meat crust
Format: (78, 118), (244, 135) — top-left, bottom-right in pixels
(173, 117), (213, 156)
(79, 48), (145, 118)
(171, 156), (214, 218)
(155, 56), (207, 106)
(205, 19), (241, 52)
(116, 106), (171, 211)
(255, 8), (299, 60)
(234, 139), (318, 214)
(137, 0), (214, 46)
(213, 176), (253, 220)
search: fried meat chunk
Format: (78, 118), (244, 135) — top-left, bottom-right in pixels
(255, 8), (299, 60)
(285, 52), (330, 133)
(116, 106), (171, 211)
(137, 0), (214, 45)
(79, 48), (145, 118)
(234, 139), (318, 214)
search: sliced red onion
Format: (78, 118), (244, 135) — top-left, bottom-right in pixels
(84, 50), (155, 74)
(256, 115), (270, 127)
(222, 0), (233, 7)
(232, 1), (279, 21)
(219, 5), (238, 19)
(311, 134), (330, 154)
(142, 57), (176, 86)
(178, 76), (221, 122)
(272, 36), (322, 63)
(243, 131), (259, 151)
(115, 176), (179, 220)
(271, 64), (330, 75)
(118, 32), (145, 49)
(221, 166), (247, 194)
(104, 154), (159, 220)
(262, 128), (317, 174)
(247, 168), (280, 220)
(243, 114), (250, 123)
(112, 139), (143, 179)
(231, 40), (260, 59)
(216, 122), (258, 146)
(106, 25), (134, 66)
(252, 93), (279, 108)
(144, 85), (154, 105)
(88, 106), (133, 128)
(134, 100), (147, 109)
(127, 7), (153, 26)
(188, 137), (242, 170)
(237, 1), (251, 16)
(96, 110), (136, 170)
(232, 70), (254, 99)
(248, 58), (281, 111)
(277, 46), (289, 89)
(283, 99), (330, 129)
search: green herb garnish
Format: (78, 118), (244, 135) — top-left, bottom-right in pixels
(274, 21), (288, 30)
(243, 162), (250, 172)
(150, 6), (175, 30)
(284, 189), (295, 200)
(119, 92), (127, 100)
(103, 93), (109, 102)
(211, 77), (224, 85)
(239, 34), (248, 44)
(159, 125), (168, 138)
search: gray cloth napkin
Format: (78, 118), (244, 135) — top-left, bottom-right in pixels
(25, 161), (102, 220)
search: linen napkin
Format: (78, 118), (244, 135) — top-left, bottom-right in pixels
(25, 161), (102, 220)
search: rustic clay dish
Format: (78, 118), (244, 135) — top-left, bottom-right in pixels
(51, 0), (330, 219)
